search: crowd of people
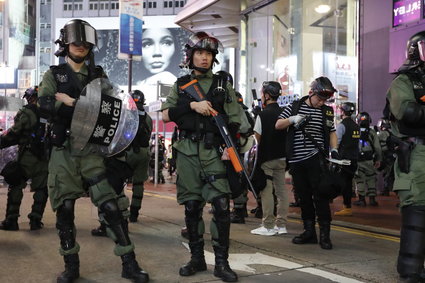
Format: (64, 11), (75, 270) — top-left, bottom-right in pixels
(0, 18), (423, 283)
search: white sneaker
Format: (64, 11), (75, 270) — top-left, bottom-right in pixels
(250, 226), (277, 236)
(274, 225), (288, 235)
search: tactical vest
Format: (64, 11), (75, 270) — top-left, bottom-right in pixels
(358, 128), (375, 161)
(49, 63), (105, 145)
(339, 117), (360, 160)
(132, 109), (151, 149)
(50, 63), (105, 121)
(286, 96), (334, 160)
(396, 70), (425, 136)
(175, 74), (228, 135)
(258, 103), (286, 163)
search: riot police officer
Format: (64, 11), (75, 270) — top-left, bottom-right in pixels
(38, 19), (148, 283)
(127, 90), (153, 222)
(353, 112), (382, 206)
(386, 31), (425, 282)
(0, 86), (49, 231)
(91, 89), (153, 236)
(376, 118), (395, 196)
(162, 32), (240, 282)
(334, 102), (360, 216)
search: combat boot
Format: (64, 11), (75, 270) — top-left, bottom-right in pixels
(292, 220), (318, 244)
(334, 206), (353, 216)
(129, 206), (139, 223)
(230, 208), (245, 224)
(57, 254), (80, 283)
(29, 218), (44, 230)
(213, 245), (238, 282)
(369, 196), (379, 206)
(319, 221), (333, 250)
(91, 222), (107, 237)
(353, 195), (366, 207)
(121, 252), (149, 282)
(0, 217), (19, 231)
(179, 241), (207, 276)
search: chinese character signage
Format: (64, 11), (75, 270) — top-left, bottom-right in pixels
(393, 0), (421, 27)
(88, 94), (122, 146)
(119, 0), (143, 55)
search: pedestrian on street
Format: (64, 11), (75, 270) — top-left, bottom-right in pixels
(250, 81), (289, 236)
(38, 19), (149, 283)
(162, 31), (240, 282)
(334, 102), (360, 216)
(386, 30), (425, 282)
(275, 76), (338, 250)
(0, 86), (49, 231)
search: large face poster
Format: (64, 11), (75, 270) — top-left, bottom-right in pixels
(94, 27), (190, 103)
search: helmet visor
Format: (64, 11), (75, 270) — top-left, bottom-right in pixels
(64, 22), (97, 47)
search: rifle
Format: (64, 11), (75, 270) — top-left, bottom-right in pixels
(251, 89), (262, 118)
(180, 79), (258, 200)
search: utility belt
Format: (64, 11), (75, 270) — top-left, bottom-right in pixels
(51, 122), (70, 147)
(178, 130), (221, 150)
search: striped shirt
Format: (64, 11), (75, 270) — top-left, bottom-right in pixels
(279, 101), (335, 163)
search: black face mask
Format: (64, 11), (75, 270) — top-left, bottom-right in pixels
(193, 66), (210, 73)
(68, 52), (86, 63)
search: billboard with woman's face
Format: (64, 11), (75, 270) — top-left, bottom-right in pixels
(56, 16), (232, 103)
(94, 27), (190, 94)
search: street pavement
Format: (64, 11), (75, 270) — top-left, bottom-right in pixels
(0, 177), (400, 283)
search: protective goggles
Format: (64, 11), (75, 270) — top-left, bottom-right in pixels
(63, 23), (97, 47)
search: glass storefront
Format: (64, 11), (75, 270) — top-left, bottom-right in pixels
(241, 0), (358, 112)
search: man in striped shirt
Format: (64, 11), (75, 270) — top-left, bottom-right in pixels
(276, 76), (338, 250)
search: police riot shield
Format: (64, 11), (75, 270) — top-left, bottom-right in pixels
(243, 137), (258, 179)
(70, 78), (139, 156)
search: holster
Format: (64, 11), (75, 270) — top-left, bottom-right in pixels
(392, 136), (414, 174)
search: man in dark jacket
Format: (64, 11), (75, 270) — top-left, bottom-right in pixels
(250, 81), (288, 236)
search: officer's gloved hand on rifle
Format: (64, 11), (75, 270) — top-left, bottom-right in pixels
(330, 148), (341, 160)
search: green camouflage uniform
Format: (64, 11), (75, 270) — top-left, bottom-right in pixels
(161, 69), (241, 240)
(387, 74), (425, 207)
(127, 113), (152, 215)
(0, 105), (48, 223)
(39, 63), (134, 256)
(354, 128), (382, 197)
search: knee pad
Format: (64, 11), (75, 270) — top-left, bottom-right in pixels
(100, 199), (123, 226)
(211, 196), (230, 219)
(184, 200), (203, 219)
(56, 199), (75, 228)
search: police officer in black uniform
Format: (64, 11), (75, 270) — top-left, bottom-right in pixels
(334, 102), (360, 216)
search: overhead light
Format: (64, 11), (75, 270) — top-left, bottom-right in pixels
(315, 4), (331, 14)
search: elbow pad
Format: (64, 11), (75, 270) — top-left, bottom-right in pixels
(402, 101), (425, 125)
(168, 104), (191, 122)
(38, 96), (56, 119)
